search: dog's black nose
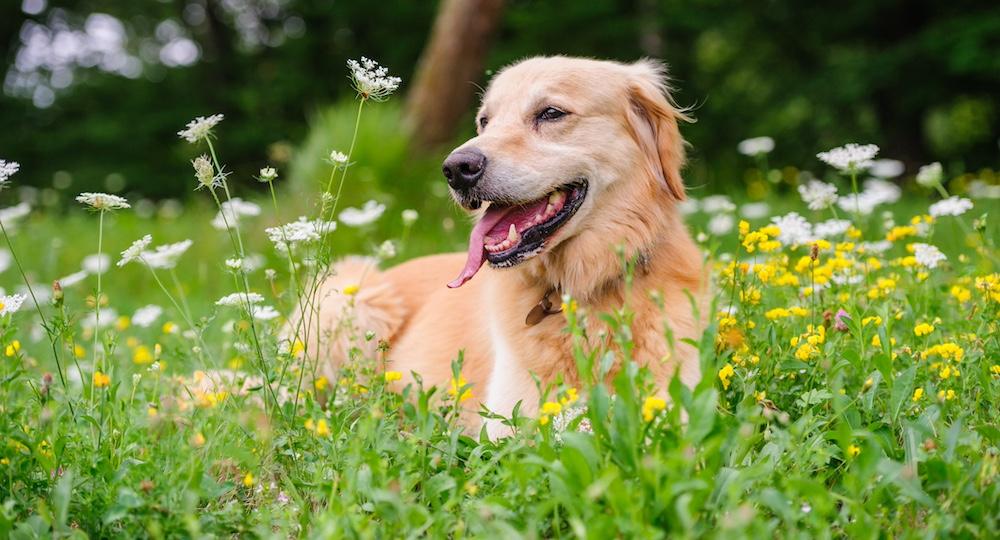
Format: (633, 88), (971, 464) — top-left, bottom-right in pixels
(442, 148), (486, 191)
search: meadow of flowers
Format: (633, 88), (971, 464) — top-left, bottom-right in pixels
(0, 58), (998, 538)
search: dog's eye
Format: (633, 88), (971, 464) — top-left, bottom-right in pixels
(479, 116), (489, 129)
(536, 107), (567, 122)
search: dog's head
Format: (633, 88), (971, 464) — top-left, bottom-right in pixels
(445, 56), (689, 288)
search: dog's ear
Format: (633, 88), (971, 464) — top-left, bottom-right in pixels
(625, 59), (691, 201)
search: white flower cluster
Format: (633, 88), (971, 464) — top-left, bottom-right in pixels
(797, 180), (838, 210)
(211, 198), (261, 230)
(0, 293), (27, 316)
(737, 136), (775, 156)
(928, 196), (973, 218)
(265, 217), (336, 251)
(915, 162), (943, 187)
(132, 305), (163, 327)
(339, 200), (386, 227)
(912, 243), (947, 269)
(868, 159), (904, 178)
(141, 239), (193, 269)
(0, 160), (20, 184)
(215, 292), (265, 307)
(836, 179), (900, 215)
(816, 143), (879, 173)
(178, 114), (224, 143)
(0, 202), (32, 227)
(770, 212), (814, 245)
(347, 57), (401, 101)
(117, 234), (153, 267)
(192, 155), (223, 190)
(76, 192), (130, 211)
(329, 150), (349, 165)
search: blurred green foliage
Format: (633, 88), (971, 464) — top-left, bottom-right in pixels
(1, 0), (998, 199)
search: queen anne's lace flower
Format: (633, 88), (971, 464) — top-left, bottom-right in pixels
(701, 195), (736, 214)
(76, 192), (130, 211)
(329, 150), (349, 164)
(178, 114), (224, 143)
(836, 179), (900, 215)
(771, 212), (814, 246)
(737, 137), (775, 156)
(192, 155), (223, 190)
(347, 57), (401, 101)
(817, 143), (879, 173)
(216, 292), (265, 307)
(913, 243), (947, 269)
(339, 200), (386, 227)
(916, 162), (943, 187)
(265, 217), (336, 251)
(928, 196), (973, 218)
(57, 270), (88, 287)
(0, 202), (31, 227)
(82, 254), (111, 274)
(813, 219), (852, 238)
(868, 159), (904, 178)
(132, 305), (163, 327)
(253, 305), (281, 321)
(0, 159), (20, 185)
(117, 234), (153, 267)
(798, 180), (838, 210)
(211, 198), (261, 230)
(0, 293), (27, 316)
(142, 239), (193, 269)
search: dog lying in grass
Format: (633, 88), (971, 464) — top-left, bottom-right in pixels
(293, 56), (708, 437)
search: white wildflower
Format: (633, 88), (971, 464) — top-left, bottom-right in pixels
(928, 196), (973, 218)
(707, 214), (734, 236)
(701, 195), (736, 214)
(192, 155), (223, 190)
(211, 198), (261, 230)
(0, 202), (31, 227)
(347, 57), (401, 101)
(816, 143), (879, 173)
(798, 180), (839, 210)
(81, 254), (110, 274)
(339, 200), (386, 227)
(836, 179), (900, 215)
(225, 258), (243, 271)
(0, 293), (27, 316)
(132, 305), (163, 327)
(81, 307), (117, 329)
(141, 239), (193, 269)
(737, 137), (775, 156)
(401, 209), (419, 225)
(329, 150), (349, 164)
(0, 160), (20, 185)
(257, 167), (277, 183)
(265, 217), (336, 251)
(254, 305), (281, 321)
(215, 292), (265, 307)
(178, 114), (224, 143)
(813, 219), (852, 239)
(967, 180), (1000, 200)
(860, 240), (893, 254)
(677, 198), (699, 215)
(739, 202), (770, 220)
(915, 162), (943, 188)
(869, 159), (904, 178)
(771, 212), (814, 245)
(0, 249), (11, 273)
(913, 243), (947, 269)
(376, 240), (397, 259)
(117, 235), (153, 267)
(76, 192), (130, 211)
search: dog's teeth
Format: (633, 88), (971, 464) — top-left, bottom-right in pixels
(545, 203), (555, 216)
(508, 223), (519, 243)
(549, 192), (561, 204)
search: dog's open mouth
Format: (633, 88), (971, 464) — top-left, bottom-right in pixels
(448, 180), (588, 288)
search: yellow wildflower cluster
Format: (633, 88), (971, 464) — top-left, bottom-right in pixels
(718, 363), (735, 390)
(974, 274), (1000, 302)
(765, 306), (809, 320)
(867, 277), (898, 300)
(448, 375), (473, 403)
(642, 396), (667, 421)
(305, 418), (331, 436)
(790, 324), (826, 361)
(920, 342), (964, 362)
(913, 323), (935, 337)
(739, 221), (781, 253)
(539, 388), (580, 425)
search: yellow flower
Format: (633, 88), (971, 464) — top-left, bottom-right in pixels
(921, 343), (964, 362)
(541, 401), (562, 416)
(93, 371), (110, 388)
(871, 335), (896, 348)
(912, 388), (924, 402)
(242, 472), (254, 488)
(342, 284), (360, 296)
(147, 407), (158, 417)
(991, 365), (1000, 377)
(304, 419), (315, 432)
(560, 388), (579, 406)
(847, 444), (861, 458)
(115, 316), (131, 331)
(5, 340), (21, 357)
(384, 371), (403, 383)
(861, 316), (882, 327)
(162, 321), (178, 334)
(913, 323), (935, 337)
(753, 390), (766, 402)
(73, 344), (85, 358)
(448, 376), (473, 403)
(937, 389), (956, 401)
(132, 345), (153, 365)
(291, 339), (305, 357)
(314, 376), (329, 391)
(192, 432), (206, 447)
(718, 364), (735, 390)
(642, 396), (667, 421)
(315, 419), (330, 437)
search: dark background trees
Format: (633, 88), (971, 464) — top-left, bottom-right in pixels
(2, 0), (998, 198)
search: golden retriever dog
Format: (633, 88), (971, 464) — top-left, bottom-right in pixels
(299, 56), (706, 437)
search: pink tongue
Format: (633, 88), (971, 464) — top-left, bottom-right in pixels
(448, 205), (514, 288)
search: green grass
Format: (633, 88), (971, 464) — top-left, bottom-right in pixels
(1, 107), (999, 538)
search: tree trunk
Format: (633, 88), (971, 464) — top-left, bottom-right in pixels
(404, 0), (505, 150)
